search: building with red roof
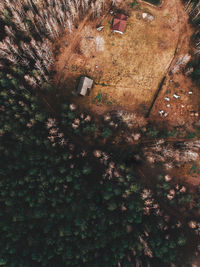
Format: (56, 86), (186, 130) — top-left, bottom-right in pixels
(112, 13), (127, 34)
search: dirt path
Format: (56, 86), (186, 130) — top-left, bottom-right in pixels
(54, 3), (112, 88)
(54, 10), (93, 87)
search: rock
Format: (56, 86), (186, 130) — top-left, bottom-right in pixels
(173, 94), (180, 99)
(184, 67), (194, 76)
(159, 110), (164, 115)
(142, 12), (154, 21)
(96, 26), (104, 32)
(164, 112), (168, 117)
(142, 13), (147, 19)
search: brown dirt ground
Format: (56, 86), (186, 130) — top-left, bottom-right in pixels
(169, 162), (200, 187)
(150, 0), (200, 129)
(52, 0), (200, 190)
(53, 0), (184, 115)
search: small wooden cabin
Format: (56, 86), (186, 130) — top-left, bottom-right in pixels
(77, 77), (93, 96)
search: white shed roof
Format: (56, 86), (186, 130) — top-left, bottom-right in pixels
(77, 77), (93, 96)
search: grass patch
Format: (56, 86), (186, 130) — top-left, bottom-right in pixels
(185, 132), (196, 139)
(93, 91), (117, 105)
(159, 129), (178, 138)
(188, 163), (200, 175)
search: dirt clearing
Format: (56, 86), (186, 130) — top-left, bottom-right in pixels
(53, 0), (181, 115)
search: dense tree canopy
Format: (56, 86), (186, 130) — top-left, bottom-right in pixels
(0, 0), (200, 266)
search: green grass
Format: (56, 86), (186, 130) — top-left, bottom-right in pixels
(185, 132), (196, 139)
(93, 91), (117, 105)
(188, 164), (200, 175)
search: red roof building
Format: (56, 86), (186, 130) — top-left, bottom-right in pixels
(112, 14), (127, 34)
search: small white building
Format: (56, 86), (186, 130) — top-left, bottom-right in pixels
(77, 77), (93, 96)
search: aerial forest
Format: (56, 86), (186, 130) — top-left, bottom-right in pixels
(0, 0), (200, 266)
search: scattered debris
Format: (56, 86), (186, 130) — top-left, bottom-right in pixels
(142, 13), (148, 19)
(142, 12), (154, 22)
(164, 112), (168, 117)
(173, 94), (180, 99)
(166, 104), (170, 108)
(185, 67), (194, 76)
(96, 26), (104, 32)
(159, 110), (164, 115)
(164, 97), (170, 101)
(171, 54), (191, 74)
(188, 91), (193, 95)
(190, 111), (198, 117)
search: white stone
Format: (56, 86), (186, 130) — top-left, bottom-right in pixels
(142, 13), (147, 19)
(159, 110), (164, 115)
(173, 94), (180, 99)
(96, 26), (104, 32)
